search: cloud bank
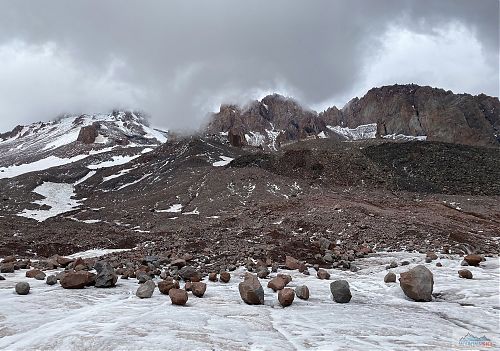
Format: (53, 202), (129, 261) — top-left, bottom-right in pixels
(0, 0), (498, 132)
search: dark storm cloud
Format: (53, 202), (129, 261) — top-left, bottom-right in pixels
(0, 0), (498, 132)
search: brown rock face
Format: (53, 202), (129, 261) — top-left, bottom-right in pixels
(169, 288), (189, 305)
(278, 288), (295, 307)
(77, 123), (99, 144)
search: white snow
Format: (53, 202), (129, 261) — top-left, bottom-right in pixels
(212, 156), (234, 167)
(317, 131), (327, 138)
(156, 204), (183, 213)
(87, 155), (140, 169)
(0, 252), (498, 350)
(66, 248), (131, 259)
(101, 168), (134, 182)
(0, 155), (88, 179)
(245, 131), (266, 147)
(383, 134), (427, 141)
(17, 182), (81, 222)
(115, 173), (152, 190)
(182, 207), (200, 215)
(327, 123), (377, 140)
(43, 128), (81, 150)
(75, 171), (96, 185)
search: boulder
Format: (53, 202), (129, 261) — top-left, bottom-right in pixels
(330, 280), (352, 303)
(295, 285), (310, 300)
(191, 282), (207, 297)
(219, 272), (231, 283)
(46, 275), (58, 285)
(463, 255), (482, 266)
(26, 269), (44, 278)
(15, 282), (30, 295)
(239, 273), (264, 305)
(0, 263), (15, 273)
(169, 288), (189, 305)
(34, 272), (46, 280)
(267, 276), (287, 291)
(316, 269), (330, 280)
(60, 272), (93, 289)
(158, 278), (180, 295)
(94, 261), (118, 288)
(458, 269), (473, 279)
(285, 256), (306, 272)
(136, 280), (155, 298)
(278, 288), (295, 307)
(384, 272), (397, 283)
(426, 252), (438, 261)
(399, 265), (434, 302)
(178, 266), (201, 281)
(208, 272), (218, 282)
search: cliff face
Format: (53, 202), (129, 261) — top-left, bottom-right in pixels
(206, 84), (499, 149)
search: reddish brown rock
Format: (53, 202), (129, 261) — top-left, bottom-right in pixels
(399, 265), (434, 302)
(458, 269), (473, 279)
(267, 276), (287, 292)
(26, 269), (44, 278)
(278, 288), (295, 307)
(169, 288), (189, 305)
(238, 273), (264, 305)
(158, 278), (180, 295)
(208, 272), (218, 282)
(464, 255), (482, 266)
(60, 272), (93, 289)
(184, 281), (192, 291)
(77, 123), (99, 144)
(219, 272), (231, 283)
(191, 282), (207, 297)
(285, 256), (307, 272)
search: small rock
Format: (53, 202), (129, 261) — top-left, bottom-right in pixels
(267, 276), (287, 291)
(208, 272), (218, 282)
(387, 261), (398, 269)
(278, 288), (295, 307)
(46, 275), (58, 285)
(158, 278), (180, 295)
(170, 259), (186, 268)
(184, 281), (192, 291)
(285, 256), (306, 272)
(136, 280), (155, 298)
(401, 261), (410, 266)
(350, 265), (359, 272)
(461, 260), (469, 266)
(0, 263), (15, 273)
(191, 282), (207, 297)
(15, 282), (30, 295)
(34, 272), (46, 280)
(316, 269), (330, 280)
(425, 257), (433, 263)
(60, 272), (93, 289)
(219, 272), (231, 283)
(295, 285), (310, 300)
(277, 273), (292, 284)
(463, 254), (482, 266)
(0, 275), (5, 280)
(384, 272), (397, 283)
(426, 252), (438, 261)
(228, 265), (237, 271)
(137, 272), (152, 284)
(257, 267), (270, 279)
(399, 265), (433, 302)
(178, 266), (201, 281)
(94, 261), (118, 288)
(436, 262), (442, 267)
(239, 273), (264, 305)
(169, 288), (189, 305)
(458, 269), (473, 279)
(26, 269), (44, 278)
(330, 280), (352, 303)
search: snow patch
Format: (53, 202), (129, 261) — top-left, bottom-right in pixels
(212, 156), (234, 167)
(327, 123), (377, 140)
(156, 204), (183, 213)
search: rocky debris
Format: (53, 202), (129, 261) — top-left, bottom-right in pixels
(178, 266), (201, 282)
(384, 272), (397, 283)
(316, 269), (330, 280)
(267, 276), (288, 292)
(191, 282), (207, 298)
(137, 272), (152, 284)
(285, 256), (307, 272)
(46, 275), (58, 285)
(399, 265), (434, 302)
(219, 272), (231, 283)
(15, 282), (30, 295)
(60, 272), (93, 289)
(56, 256), (74, 267)
(463, 255), (482, 266)
(0, 262), (15, 273)
(278, 288), (295, 307)
(170, 259), (186, 268)
(158, 278), (180, 295)
(136, 280), (155, 298)
(330, 280), (352, 303)
(458, 269), (473, 279)
(208, 272), (218, 282)
(295, 285), (310, 300)
(169, 288), (189, 305)
(426, 252), (438, 261)
(239, 273), (264, 305)
(94, 261), (118, 288)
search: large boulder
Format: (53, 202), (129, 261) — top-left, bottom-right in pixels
(26, 269), (44, 278)
(278, 288), (295, 307)
(384, 272), (397, 283)
(191, 282), (207, 298)
(178, 266), (201, 282)
(60, 272), (93, 289)
(330, 280), (352, 303)
(158, 278), (180, 295)
(463, 255), (482, 266)
(399, 265), (434, 302)
(169, 288), (189, 305)
(285, 256), (306, 272)
(94, 261), (118, 288)
(15, 282), (30, 295)
(239, 273), (264, 305)
(136, 280), (155, 298)
(0, 262), (15, 273)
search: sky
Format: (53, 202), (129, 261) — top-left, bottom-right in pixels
(0, 0), (498, 132)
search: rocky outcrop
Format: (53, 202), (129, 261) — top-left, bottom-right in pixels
(77, 123), (99, 144)
(206, 85), (499, 148)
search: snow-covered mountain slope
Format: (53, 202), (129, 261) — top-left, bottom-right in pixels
(0, 111), (168, 179)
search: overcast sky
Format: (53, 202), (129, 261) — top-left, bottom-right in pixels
(0, 0), (498, 132)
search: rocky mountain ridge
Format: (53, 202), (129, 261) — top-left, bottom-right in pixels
(206, 84), (499, 149)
